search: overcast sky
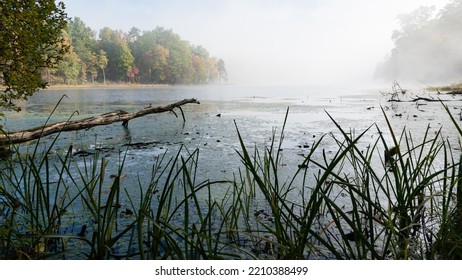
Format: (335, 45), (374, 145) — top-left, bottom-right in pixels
(63, 0), (452, 86)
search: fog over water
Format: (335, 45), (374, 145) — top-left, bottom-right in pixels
(64, 0), (452, 87)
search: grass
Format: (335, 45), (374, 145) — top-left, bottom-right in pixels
(230, 105), (462, 259)
(1, 102), (462, 259)
(428, 83), (462, 93)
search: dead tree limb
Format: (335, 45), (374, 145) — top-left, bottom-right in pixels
(0, 98), (200, 145)
(387, 97), (462, 102)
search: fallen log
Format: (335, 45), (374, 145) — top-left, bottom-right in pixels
(0, 98), (200, 145)
(388, 97), (462, 103)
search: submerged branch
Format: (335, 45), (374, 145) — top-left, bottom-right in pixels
(388, 97), (462, 103)
(0, 98), (200, 145)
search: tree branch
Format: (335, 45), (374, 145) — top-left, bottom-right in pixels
(0, 98), (200, 145)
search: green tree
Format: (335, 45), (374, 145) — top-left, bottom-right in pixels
(127, 26), (141, 44)
(191, 45), (209, 83)
(162, 32), (193, 84)
(67, 17), (96, 83)
(217, 59), (228, 82)
(131, 30), (159, 83)
(53, 30), (80, 84)
(96, 50), (108, 84)
(375, 0), (462, 83)
(130, 26), (227, 85)
(99, 27), (134, 81)
(0, 0), (68, 111)
(150, 44), (169, 83)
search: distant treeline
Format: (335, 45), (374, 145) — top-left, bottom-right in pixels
(375, 0), (462, 84)
(46, 17), (228, 85)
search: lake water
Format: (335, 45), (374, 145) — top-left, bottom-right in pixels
(3, 84), (462, 258)
(2, 85), (381, 176)
(3, 85), (461, 191)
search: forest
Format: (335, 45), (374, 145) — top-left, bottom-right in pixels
(47, 18), (228, 86)
(375, 0), (462, 84)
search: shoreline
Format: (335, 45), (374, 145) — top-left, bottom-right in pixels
(44, 83), (172, 90)
(427, 83), (462, 93)
(43, 82), (234, 91)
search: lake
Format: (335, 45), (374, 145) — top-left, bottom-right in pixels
(2, 84), (461, 259)
(3, 85), (385, 181)
(3, 84), (461, 200)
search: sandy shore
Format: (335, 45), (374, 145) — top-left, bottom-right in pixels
(45, 83), (172, 90)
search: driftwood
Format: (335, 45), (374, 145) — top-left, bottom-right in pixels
(388, 97), (462, 103)
(0, 98), (200, 145)
(381, 81), (462, 103)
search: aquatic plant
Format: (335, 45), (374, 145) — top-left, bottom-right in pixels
(233, 106), (461, 259)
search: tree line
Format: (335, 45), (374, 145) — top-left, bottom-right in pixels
(1, 1), (228, 113)
(375, 0), (462, 84)
(47, 17), (228, 86)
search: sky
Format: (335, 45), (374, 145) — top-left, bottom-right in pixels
(63, 0), (452, 87)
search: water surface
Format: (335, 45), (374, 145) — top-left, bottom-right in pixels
(3, 84), (462, 258)
(4, 85), (460, 182)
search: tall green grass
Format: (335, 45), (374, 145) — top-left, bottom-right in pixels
(233, 106), (462, 259)
(0, 134), (248, 259)
(0, 133), (80, 259)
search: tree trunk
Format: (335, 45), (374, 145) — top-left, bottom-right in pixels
(102, 68), (106, 84)
(0, 98), (200, 145)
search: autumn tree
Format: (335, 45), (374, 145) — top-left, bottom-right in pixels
(99, 27), (134, 81)
(0, 0), (68, 112)
(191, 45), (209, 83)
(131, 29), (169, 83)
(67, 17), (97, 83)
(53, 30), (80, 84)
(1, 7), (227, 88)
(150, 44), (170, 83)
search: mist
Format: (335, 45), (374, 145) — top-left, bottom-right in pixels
(375, 0), (462, 86)
(65, 0), (453, 87)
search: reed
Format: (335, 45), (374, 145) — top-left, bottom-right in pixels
(0, 98), (86, 259)
(314, 109), (454, 259)
(431, 102), (462, 259)
(233, 106), (460, 259)
(0, 133), (82, 259)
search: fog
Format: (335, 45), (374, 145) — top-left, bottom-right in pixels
(375, 1), (462, 86)
(64, 0), (452, 87)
